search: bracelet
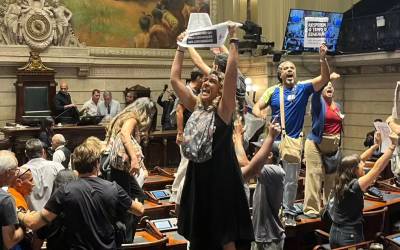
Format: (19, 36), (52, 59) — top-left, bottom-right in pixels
(177, 49), (184, 53)
(229, 38), (240, 44)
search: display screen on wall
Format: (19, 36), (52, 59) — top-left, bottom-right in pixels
(24, 86), (50, 114)
(65, 0), (210, 48)
(282, 9), (343, 53)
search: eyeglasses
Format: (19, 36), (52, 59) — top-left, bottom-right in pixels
(17, 168), (31, 179)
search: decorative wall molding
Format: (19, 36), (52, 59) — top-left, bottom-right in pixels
(0, 0), (82, 51)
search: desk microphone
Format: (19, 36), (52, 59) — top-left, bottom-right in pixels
(53, 105), (78, 120)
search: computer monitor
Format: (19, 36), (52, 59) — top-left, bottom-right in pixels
(283, 9), (343, 53)
(77, 115), (104, 126)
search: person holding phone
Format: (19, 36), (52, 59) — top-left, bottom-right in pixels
(157, 84), (177, 130)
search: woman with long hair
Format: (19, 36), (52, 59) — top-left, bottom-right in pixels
(170, 24), (253, 250)
(329, 132), (397, 248)
(105, 97), (156, 243)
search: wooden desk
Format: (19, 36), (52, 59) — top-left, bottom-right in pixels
(144, 200), (175, 220)
(143, 174), (174, 191)
(0, 126), (180, 167)
(135, 230), (187, 250)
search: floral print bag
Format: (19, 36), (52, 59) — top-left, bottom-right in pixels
(181, 109), (216, 163)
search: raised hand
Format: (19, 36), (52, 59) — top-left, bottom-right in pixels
(268, 122), (281, 140)
(227, 21), (240, 38)
(177, 31), (186, 43)
(389, 132), (398, 146)
(319, 43), (328, 59)
(374, 131), (382, 146)
(330, 72), (341, 81)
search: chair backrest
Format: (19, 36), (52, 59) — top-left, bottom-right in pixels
(121, 236), (168, 250)
(363, 206), (388, 241)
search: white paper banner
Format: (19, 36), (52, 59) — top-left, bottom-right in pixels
(304, 16), (328, 48)
(392, 81), (400, 119)
(178, 13), (241, 48)
(374, 121), (392, 153)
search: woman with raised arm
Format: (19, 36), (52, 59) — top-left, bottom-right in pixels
(170, 24), (254, 250)
(329, 132), (397, 248)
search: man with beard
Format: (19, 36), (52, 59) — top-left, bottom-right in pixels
(252, 44), (331, 227)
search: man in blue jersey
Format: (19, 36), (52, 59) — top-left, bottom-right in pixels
(253, 44), (330, 226)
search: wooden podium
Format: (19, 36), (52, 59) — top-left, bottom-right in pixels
(14, 52), (56, 124)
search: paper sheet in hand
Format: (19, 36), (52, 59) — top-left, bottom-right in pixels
(374, 122), (391, 152)
(178, 13), (240, 48)
(392, 81), (400, 119)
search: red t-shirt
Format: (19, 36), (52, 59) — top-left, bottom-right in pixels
(324, 100), (342, 134)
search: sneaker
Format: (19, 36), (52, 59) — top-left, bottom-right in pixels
(284, 214), (297, 227)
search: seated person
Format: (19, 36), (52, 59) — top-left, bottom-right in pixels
(98, 91), (121, 122)
(54, 82), (79, 124)
(51, 134), (71, 169)
(81, 89), (101, 116)
(157, 84), (177, 130)
(124, 91), (135, 107)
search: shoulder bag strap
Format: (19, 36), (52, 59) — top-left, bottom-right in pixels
(279, 86), (286, 136)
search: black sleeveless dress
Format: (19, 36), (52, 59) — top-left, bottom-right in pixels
(178, 113), (254, 250)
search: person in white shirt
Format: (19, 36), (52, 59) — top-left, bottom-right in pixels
(80, 89), (101, 116)
(24, 139), (64, 211)
(51, 134), (71, 169)
(98, 91), (121, 122)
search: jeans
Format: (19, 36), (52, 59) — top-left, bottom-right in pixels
(274, 141), (301, 216)
(329, 223), (364, 248)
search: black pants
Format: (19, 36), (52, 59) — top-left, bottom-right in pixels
(329, 223), (364, 248)
(110, 168), (145, 243)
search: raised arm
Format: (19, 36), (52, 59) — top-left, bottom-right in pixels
(358, 133), (397, 191)
(217, 24), (239, 124)
(233, 119), (250, 167)
(387, 116), (400, 135)
(188, 47), (211, 75)
(242, 122), (281, 181)
(310, 44), (330, 92)
(175, 103), (185, 145)
(170, 33), (197, 112)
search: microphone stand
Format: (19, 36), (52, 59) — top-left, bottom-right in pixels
(53, 105), (80, 123)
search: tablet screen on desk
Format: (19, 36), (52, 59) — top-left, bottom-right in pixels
(154, 220), (172, 230)
(392, 236), (400, 244)
(151, 190), (169, 199)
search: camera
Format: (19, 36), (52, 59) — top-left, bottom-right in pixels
(238, 20), (275, 55)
